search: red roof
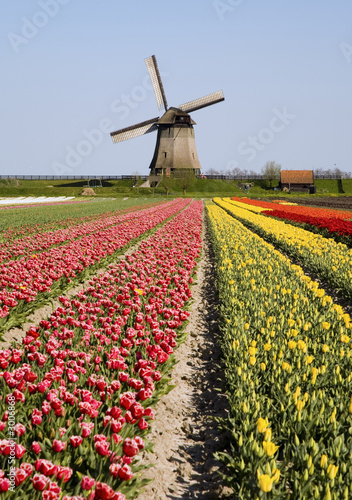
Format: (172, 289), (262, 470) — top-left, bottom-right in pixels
(280, 170), (314, 184)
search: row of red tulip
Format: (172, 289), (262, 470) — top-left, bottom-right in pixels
(263, 209), (352, 238)
(0, 199), (189, 327)
(231, 197), (352, 220)
(1, 201), (168, 262)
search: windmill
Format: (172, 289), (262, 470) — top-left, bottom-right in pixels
(110, 55), (224, 179)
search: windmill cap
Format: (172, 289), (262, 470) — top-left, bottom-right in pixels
(157, 107), (196, 125)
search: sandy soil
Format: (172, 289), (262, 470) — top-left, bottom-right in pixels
(136, 214), (232, 500)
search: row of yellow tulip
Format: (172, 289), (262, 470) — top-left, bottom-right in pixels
(207, 201), (352, 499)
(215, 197), (352, 299)
(227, 199), (271, 213)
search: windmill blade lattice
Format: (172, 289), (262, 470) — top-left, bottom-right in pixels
(145, 55), (168, 111)
(110, 117), (159, 144)
(178, 90), (224, 113)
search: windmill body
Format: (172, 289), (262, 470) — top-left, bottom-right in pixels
(110, 56), (224, 178)
(149, 107), (201, 176)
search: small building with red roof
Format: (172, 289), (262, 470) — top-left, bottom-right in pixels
(280, 170), (314, 192)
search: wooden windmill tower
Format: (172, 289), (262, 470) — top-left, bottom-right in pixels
(110, 55), (224, 178)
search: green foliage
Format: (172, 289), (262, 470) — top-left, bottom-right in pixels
(342, 179), (352, 194)
(261, 161), (281, 187)
(173, 169), (196, 195)
(0, 176), (351, 199)
(314, 179), (341, 195)
(158, 175), (175, 196)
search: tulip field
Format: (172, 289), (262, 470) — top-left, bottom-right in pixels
(0, 195), (351, 499)
(231, 197), (352, 245)
(207, 198), (352, 499)
(0, 198), (202, 499)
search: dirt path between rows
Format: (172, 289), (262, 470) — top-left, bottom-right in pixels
(136, 214), (232, 500)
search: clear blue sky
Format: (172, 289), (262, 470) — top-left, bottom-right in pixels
(1, 1), (352, 177)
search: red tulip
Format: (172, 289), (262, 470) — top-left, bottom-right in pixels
(69, 435), (83, 448)
(31, 441), (41, 454)
(32, 473), (49, 491)
(0, 478), (10, 492)
(118, 464), (134, 481)
(122, 438), (139, 457)
(81, 476), (95, 490)
(52, 439), (66, 452)
(95, 440), (111, 457)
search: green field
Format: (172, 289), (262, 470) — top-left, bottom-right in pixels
(0, 197), (165, 232)
(0, 177), (351, 199)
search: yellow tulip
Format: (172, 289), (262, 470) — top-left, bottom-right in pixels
(256, 418), (269, 433)
(263, 441), (279, 456)
(264, 428), (272, 442)
(343, 313), (351, 323)
(297, 339), (307, 351)
(258, 474), (273, 492)
(296, 400), (304, 411)
(272, 468), (280, 483)
(327, 464), (339, 480)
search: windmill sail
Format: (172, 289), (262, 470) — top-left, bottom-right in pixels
(110, 117), (159, 144)
(178, 90), (224, 113)
(145, 55), (168, 111)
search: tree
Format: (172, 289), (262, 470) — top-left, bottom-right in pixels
(158, 175), (175, 196)
(174, 169), (196, 196)
(206, 168), (220, 175)
(333, 167), (343, 179)
(261, 161), (281, 187)
(131, 170), (141, 188)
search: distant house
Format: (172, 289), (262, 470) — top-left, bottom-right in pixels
(280, 170), (314, 192)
